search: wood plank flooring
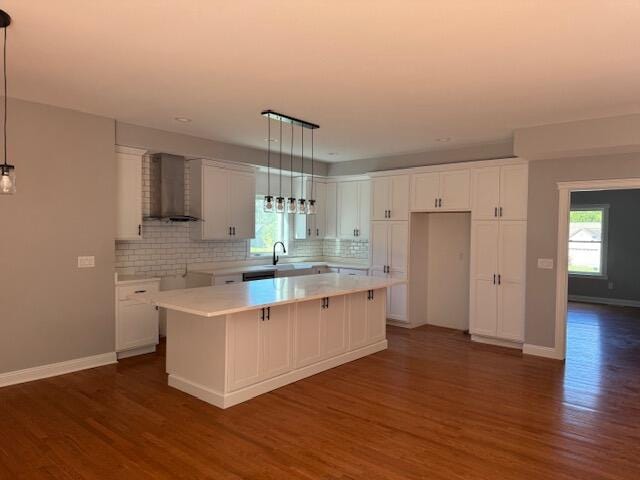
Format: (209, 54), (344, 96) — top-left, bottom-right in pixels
(1, 302), (639, 479)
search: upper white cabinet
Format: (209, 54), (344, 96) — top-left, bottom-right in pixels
(190, 159), (256, 240)
(324, 181), (337, 238)
(295, 180), (328, 239)
(115, 146), (145, 240)
(471, 163), (528, 220)
(469, 220), (526, 342)
(371, 174), (409, 221)
(337, 180), (370, 240)
(411, 169), (470, 211)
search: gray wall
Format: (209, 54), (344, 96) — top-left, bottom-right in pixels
(327, 141), (513, 176)
(116, 122), (330, 177)
(0, 98), (116, 373)
(568, 189), (640, 302)
(525, 152), (640, 348)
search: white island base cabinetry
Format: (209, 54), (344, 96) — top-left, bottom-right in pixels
(138, 274), (398, 409)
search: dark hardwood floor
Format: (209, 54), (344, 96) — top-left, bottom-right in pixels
(1, 302), (640, 479)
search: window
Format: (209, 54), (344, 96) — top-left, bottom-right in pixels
(568, 205), (608, 276)
(250, 196), (290, 256)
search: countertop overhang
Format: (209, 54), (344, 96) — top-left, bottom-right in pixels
(134, 273), (403, 318)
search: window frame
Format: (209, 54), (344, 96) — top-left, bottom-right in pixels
(568, 204), (609, 279)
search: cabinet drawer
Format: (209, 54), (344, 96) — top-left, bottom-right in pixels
(117, 283), (159, 302)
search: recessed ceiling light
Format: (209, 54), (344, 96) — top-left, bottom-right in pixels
(327, 152), (338, 156)
(174, 116), (192, 123)
(264, 137), (278, 143)
(436, 137), (451, 142)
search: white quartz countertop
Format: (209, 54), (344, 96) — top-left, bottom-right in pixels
(134, 273), (402, 317)
(115, 275), (161, 286)
(190, 261), (370, 277)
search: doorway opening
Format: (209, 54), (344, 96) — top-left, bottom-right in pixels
(555, 179), (640, 361)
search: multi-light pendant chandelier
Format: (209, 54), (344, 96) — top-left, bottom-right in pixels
(261, 110), (319, 215)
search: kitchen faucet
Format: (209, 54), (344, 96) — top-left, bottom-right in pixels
(272, 241), (286, 266)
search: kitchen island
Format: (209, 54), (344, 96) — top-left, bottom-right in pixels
(136, 273), (402, 408)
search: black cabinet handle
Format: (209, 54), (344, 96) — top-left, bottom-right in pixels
(498, 274), (501, 285)
(138, 224), (142, 236)
(134, 289), (146, 294)
(439, 198), (442, 208)
(266, 306), (271, 320)
(260, 308), (265, 321)
(229, 226), (232, 236)
(316, 228), (319, 236)
(326, 297), (330, 308)
(499, 207), (503, 217)
(308, 228), (311, 236)
(434, 198), (438, 208)
(233, 227), (236, 235)
(494, 207), (498, 217)
(493, 274), (496, 285)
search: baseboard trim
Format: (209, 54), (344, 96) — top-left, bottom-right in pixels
(568, 295), (640, 308)
(169, 340), (388, 409)
(471, 335), (522, 350)
(523, 344), (564, 360)
(0, 352), (118, 388)
(386, 319), (411, 328)
(117, 344), (156, 359)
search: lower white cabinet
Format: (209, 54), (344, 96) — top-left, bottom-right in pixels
(227, 304), (292, 391)
(116, 279), (160, 357)
(348, 288), (386, 349)
(469, 220), (526, 342)
(294, 295), (347, 368)
(370, 269), (407, 322)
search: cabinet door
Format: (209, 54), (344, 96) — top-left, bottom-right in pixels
(472, 167), (501, 220)
(227, 310), (263, 391)
(440, 170), (470, 210)
(229, 171), (256, 239)
(294, 299), (324, 368)
(337, 182), (359, 239)
(117, 301), (159, 351)
(348, 291), (369, 350)
(371, 177), (390, 221)
(202, 166), (230, 239)
(261, 305), (292, 380)
(116, 152), (142, 240)
(388, 271), (407, 322)
(389, 222), (408, 271)
(357, 181), (371, 239)
(390, 175), (409, 220)
(500, 164), (528, 221)
(370, 222), (389, 270)
(411, 172), (440, 211)
(470, 221), (499, 336)
(324, 182), (337, 238)
(313, 181), (326, 238)
(322, 295), (347, 358)
(367, 288), (387, 343)
(497, 221), (527, 341)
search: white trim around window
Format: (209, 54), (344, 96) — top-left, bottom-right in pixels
(567, 203), (609, 279)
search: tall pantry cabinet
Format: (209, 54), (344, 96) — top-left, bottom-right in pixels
(469, 163), (528, 343)
(369, 173), (410, 323)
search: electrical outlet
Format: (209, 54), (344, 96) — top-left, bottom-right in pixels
(537, 258), (554, 270)
(77, 256), (95, 268)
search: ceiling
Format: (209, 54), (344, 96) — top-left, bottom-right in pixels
(4, 0), (640, 162)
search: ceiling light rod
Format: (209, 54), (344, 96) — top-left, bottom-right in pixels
(261, 110), (319, 130)
(0, 9), (15, 195)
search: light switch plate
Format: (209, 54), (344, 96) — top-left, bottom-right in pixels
(537, 258), (554, 270)
(78, 256), (95, 268)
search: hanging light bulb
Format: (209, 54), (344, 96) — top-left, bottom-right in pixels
(0, 10), (14, 195)
(297, 124), (306, 214)
(263, 116), (274, 213)
(275, 121), (285, 213)
(307, 129), (316, 215)
(287, 123), (297, 213)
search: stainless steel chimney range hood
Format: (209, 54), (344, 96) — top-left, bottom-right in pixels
(145, 153), (201, 222)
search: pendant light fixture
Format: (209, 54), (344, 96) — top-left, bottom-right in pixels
(307, 129), (317, 215)
(287, 123), (297, 213)
(263, 116), (274, 212)
(275, 121), (285, 213)
(297, 124), (306, 215)
(260, 110), (319, 215)
(0, 10), (14, 195)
